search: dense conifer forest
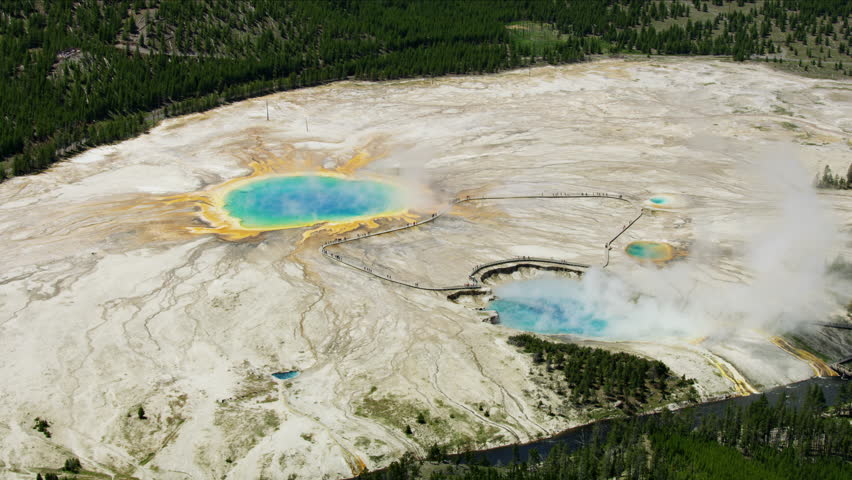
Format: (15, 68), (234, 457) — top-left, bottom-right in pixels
(508, 334), (698, 414)
(361, 382), (852, 480)
(1, 0), (851, 180)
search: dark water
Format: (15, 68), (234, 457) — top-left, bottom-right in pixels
(457, 377), (848, 467)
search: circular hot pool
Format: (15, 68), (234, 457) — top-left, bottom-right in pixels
(223, 175), (405, 228)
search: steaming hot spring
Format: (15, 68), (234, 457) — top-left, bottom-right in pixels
(488, 276), (610, 337)
(484, 271), (694, 340)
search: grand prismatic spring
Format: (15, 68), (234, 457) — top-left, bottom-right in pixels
(223, 174), (405, 229)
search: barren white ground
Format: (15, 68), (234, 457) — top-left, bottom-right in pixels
(0, 58), (849, 480)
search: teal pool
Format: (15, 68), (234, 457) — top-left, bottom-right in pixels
(625, 241), (674, 261)
(487, 278), (610, 337)
(272, 371), (300, 380)
(647, 195), (680, 208)
(223, 175), (404, 228)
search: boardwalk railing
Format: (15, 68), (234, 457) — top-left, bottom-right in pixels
(829, 355), (852, 378)
(320, 192), (644, 292)
(813, 322), (852, 330)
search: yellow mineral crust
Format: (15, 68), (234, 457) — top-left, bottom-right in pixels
(160, 150), (430, 241)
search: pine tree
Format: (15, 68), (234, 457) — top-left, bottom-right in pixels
(819, 165), (835, 188)
(62, 457), (82, 474)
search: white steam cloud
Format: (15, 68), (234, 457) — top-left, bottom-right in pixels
(494, 145), (849, 339)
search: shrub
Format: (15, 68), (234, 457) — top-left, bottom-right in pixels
(62, 457), (82, 474)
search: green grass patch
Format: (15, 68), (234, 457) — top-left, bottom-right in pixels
(356, 393), (421, 430)
(506, 22), (566, 49)
(772, 105), (794, 116)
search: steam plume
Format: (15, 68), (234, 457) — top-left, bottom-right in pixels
(494, 145), (848, 339)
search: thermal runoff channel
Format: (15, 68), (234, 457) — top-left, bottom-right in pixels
(223, 174), (405, 228)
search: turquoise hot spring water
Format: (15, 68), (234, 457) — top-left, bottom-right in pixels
(487, 278), (610, 337)
(625, 241), (672, 261)
(223, 175), (404, 228)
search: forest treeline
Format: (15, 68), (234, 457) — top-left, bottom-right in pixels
(2, 0), (851, 180)
(508, 334), (697, 412)
(361, 382), (852, 480)
(815, 163), (852, 189)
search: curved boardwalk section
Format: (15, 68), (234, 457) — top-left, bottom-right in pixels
(320, 192), (644, 292)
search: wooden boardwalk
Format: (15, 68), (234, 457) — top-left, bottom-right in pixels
(813, 322), (852, 330)
(829, 355), (852, 378)
(320, 192), (643, 292)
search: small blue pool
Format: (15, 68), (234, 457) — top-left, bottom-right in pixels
(625, 241), (674, 261)
(650, 196), (667, 205)
(272, 371), (300, 380)
(487, 278), (611, 337)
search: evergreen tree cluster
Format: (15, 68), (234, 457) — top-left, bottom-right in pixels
(814, 163), (852, 189)
(508, 334), (696, 410)
(61, 457), (81, 474)
(31, 417), (51, 438)
(31, 457), (82, 480)
(362, 383), (852, 480)
(2, 0), (851, 180)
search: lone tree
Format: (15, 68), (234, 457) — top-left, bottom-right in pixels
(137, 406), (147, 420)
(416, 412), (427, 424)
(32, 417), (51, 438)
